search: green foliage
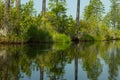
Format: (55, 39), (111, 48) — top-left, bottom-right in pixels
(82, 0), (120, 41)
(80, 33), (94, 41)
(26, 25), (52, 43)
(79, 20), (110, 40)
(106, 30), (120, 40)
(52, 32), (71, 43)
(0, 1), (4, 28)
(41, 21), (71, 43)
(48, 0), (68, 33)
(105, 29), (115, 40)
(84, 0), (105, 21)
(104, 0), (120, 29)
(64, 16), (76, 38)
(1, 0), (120, 43)
(80, 0), (110, 41)
(102, 0), (120, 40)
(115, 30), (120, 39)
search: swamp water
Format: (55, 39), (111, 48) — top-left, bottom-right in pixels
(0, 41), (120, 80)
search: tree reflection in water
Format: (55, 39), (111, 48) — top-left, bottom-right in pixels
(0, 41), (120, 80)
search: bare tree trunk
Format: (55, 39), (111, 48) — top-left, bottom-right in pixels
(15, 0), (21, 20)
(15, 0), (20, 21)
(76, 0), (80, 27)
(42, 0), (46, 16)
(2, 0), (10, 36)
(76, 0), (80, 39)
(15, 0), (20, 11)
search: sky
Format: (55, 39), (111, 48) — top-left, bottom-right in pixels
(21, 0), (111, 18)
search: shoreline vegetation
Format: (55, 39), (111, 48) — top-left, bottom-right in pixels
(0, 0), (120, 44)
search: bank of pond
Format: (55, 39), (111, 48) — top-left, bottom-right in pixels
(1, 23), (120, 44)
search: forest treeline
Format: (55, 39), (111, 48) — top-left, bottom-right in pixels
(0, 0), (120, 43)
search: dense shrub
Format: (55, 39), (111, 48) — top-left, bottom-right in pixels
(26, 26), (52, 43)
(80, 33), (94, 41)
(52, 32), (71, 43)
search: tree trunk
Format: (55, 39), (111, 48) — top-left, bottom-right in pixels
(15, 0), (21, 22)
(76, 0), (80, 39)
(2, 0), (10, 36)
(74, 44), (79, 80)
(15, 0), (21, 11)
(76, 0), (80, 27)
(75, 53), (78, 80)
(40, 66), (44, 80)
(42, 0), (46, 16)
(56, 0), (58, 16)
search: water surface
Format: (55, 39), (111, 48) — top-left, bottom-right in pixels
(0, 41), (120, 80)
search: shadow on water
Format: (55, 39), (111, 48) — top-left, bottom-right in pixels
(0, 41), (120, 80)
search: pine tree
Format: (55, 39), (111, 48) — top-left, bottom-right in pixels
(84, 0), (104, 21)
(110, 0), (120, 29)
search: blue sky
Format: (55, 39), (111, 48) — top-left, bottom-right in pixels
(21, 0), (111, 18)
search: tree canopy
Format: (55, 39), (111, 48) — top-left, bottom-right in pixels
(0, 0), (120, 43)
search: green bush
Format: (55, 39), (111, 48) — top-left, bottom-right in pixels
(39, 21), (71, 43)
(114, 30), (120, 40)
(52, 32), (71, 43)
(26, 26), (52, 43)
(105, 29), (115, 40)
(26, 24), (70, 43)
(80, 33), (94, 41)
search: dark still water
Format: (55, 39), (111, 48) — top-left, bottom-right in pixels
(1, 41), (120, 80)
